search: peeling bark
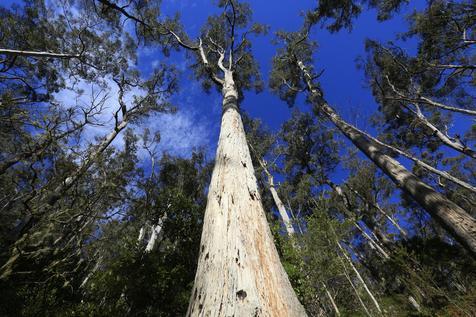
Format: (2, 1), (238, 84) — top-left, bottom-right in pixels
(187, 72), (306, 316)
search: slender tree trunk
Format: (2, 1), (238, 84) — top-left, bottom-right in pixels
(349, 125), (476, 193)
(257, 157), (295, 236)
(19, 120), (128, 233)
(47, 120), (128, 205)
(413, 106), (476, 159)
(0, 120), (129, 279)
(408, 295), (421, 313)
(337, 242), (382, 314)
(326, 181), (394, 256)
(265, 176), (342, 315)
(337, 252), (373, 317)
(137, 226), (146, 243)
(323, 282), (341, 317)
(298, 60), (476, 256)
(354, 223), (390, 259)
(263, 171), (341, 316)
(347, 186), (408, 239)
(0, 48), (80, 58)
(187, 71), (306, 316)
(145, 214), (166, 253)
(288, 202), (304, 235)
(80, 256), (102, 289)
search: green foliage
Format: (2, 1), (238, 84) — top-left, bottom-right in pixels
(1, 0), (476, 316)
(269, 30), (317, 106)
(193, 0), (267, 98)
(307, 0), (408, 32)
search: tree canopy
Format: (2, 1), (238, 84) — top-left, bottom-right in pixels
(0, 0), (475, 316)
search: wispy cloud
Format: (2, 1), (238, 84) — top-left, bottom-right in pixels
(139, 109), (211, 157)
(53, 70), (217, 163)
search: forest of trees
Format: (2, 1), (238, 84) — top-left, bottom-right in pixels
(0, 0), (475, 316)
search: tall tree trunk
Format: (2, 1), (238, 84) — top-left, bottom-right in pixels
(354, 222), (390, 260)
(261, 168), (341, 316)
(337, 241), (382, 314)
(187, 71), (306, 316)
(257, 157), (295, 236)
(346, 185), (408, 239)
(323, 282), (341, 317)
(347, 124), (476, 193)
(336, 251), (373, 317)
(145, 214), (166, 253)
(298, 60), (476, 256)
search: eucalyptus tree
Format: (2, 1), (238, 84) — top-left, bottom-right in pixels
(163, 1), (306, 314)
(308, 0), (408, 32)
(0, 128), (144, 316)
(241, 114), (298, 237)
(362, 0), (476, 214)
(71, 151), (211, 317)
(97, 0), (307, 313)
(0, 0), (177, 294)
(269, 25), (476, 256)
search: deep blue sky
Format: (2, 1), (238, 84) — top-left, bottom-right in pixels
(0, 0), (427, 168)
(142, 0), (426, 160)
(1, 0), (460, 237)
(134, 0), (428, 178)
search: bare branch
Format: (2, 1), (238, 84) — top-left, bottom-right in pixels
(0, 48), (80, 59)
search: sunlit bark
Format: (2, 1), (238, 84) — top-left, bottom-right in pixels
(187, 71), (306, 316)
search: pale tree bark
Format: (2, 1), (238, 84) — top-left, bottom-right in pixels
(260, 167), (341, 316)
(384, 76), (476, 159)
(336, 241), (382, 314)
(348, 125), (476, 194)
(346, 185), (408, 239)
(187, 70), (306, 316)
(386, 94), (476, 116)
(255, 156), (295, 236)
(325, 182), (395, 257)
(145, 214), (167, 253)
(408, 295), (421, 313)
(336, 251), (373, 317)
(257, 163), (341, 316)
(137, 226), (146, 243)
(354, 222), (390, 260)
(323, 283), (341, 317)
(297, 60), (476, 256)
(288, 202), (304, 235)
(47, 120), (128, 206)
(0, 48), (81, 59)
(80, 256), (103, 289)
(383, 77), (476, 117)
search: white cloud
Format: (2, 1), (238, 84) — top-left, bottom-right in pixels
(53, 71), (217, 164)
(140, 109), (211, 157)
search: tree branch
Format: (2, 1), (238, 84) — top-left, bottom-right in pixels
(0, 48), (80, 59)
